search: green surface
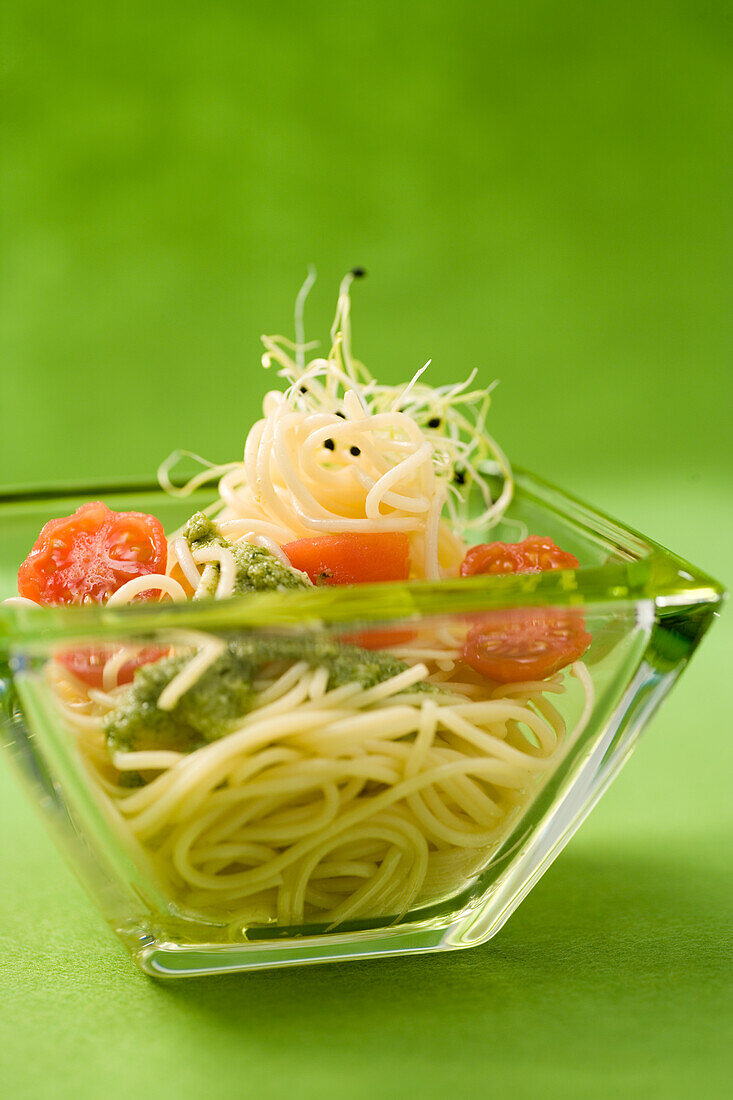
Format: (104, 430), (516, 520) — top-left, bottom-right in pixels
(1, 1), (731, 1097)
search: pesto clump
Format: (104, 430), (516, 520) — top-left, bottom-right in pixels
(227, 635), (428, 692)
(182, 512), (310, 597)
(105, 648), (256, 753)
(105, 635), (439, 755)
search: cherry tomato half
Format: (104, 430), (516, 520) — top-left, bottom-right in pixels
(59, 645), (169, 689)
(460, 535), (580, 577)
(282, 533), (411, 586)
(17, 501), (167, 606)
(463, 609), (592, 683)
(459, 535), (589, 681)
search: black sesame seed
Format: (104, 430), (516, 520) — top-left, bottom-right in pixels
(350, 445), (361, 457)
(427, 416), (441, 428)
(453, 468), (466, 486)
(335, 410), (346, 419)
(351, 267), (366, 278)
(299, 385), (308, 394)
(324, 438), (335, 451)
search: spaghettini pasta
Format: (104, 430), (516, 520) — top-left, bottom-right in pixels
(12, 273), (592, 930)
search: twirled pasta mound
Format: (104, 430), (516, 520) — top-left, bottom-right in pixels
(51, 642), (591, 928)
(42, 273), (592, 931)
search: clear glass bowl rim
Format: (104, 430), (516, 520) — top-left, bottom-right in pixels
(0, 468), (724, 651)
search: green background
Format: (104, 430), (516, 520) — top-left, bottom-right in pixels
(1, 2), (731, 1097)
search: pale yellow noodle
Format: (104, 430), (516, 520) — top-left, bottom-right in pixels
(48, 653), (592, 927)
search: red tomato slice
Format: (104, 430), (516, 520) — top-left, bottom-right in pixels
(17, 501), (167, 606)
(460, 536), (580, 577)
(463, 609), (592, 683)
(59, 645), (169, 689)
(282, 533), (411, 586)
(459, 535), (589, 681)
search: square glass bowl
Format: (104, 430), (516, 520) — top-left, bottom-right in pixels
(0, 471), (724, 977)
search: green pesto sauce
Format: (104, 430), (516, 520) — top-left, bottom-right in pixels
(105, 636), (439, 755)
(182, 512), (310, 596)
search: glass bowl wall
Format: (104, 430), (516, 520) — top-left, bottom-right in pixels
(0, 473), (724, 977)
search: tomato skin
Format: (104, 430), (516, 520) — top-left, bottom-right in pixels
(17, 502), (167, 606)
(282, 533), (411, 586)
(460, 536), (580, 577)
(59, 645), (169, 689)
(459, 535), (588, 681)
(463, 609), (591, 683)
